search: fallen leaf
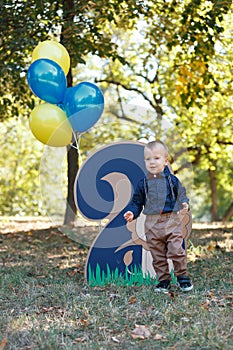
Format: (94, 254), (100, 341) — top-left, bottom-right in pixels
(109, 293), (120, 300)
(128, 295), (137, 304)
(225, 295), (233, 300)
(40, 306), (53, 313)
(131, 324), (151, 339)
(207, 242), (215, 251)
(0, 338), (7, 350)
(38, 306), (65, 315)
(93, 286), (105, 291)
(66, 269), (78, 276)
(73, 337), (86, 343)
(168, 291), (178, 299)
(216, 299), (227, 307)
(78, 318), (89, 326)
(111, 336), (120, 343)
(207, 291), (215, 299)
(199, 300), (210, 310)
(154, 333), (164, 340)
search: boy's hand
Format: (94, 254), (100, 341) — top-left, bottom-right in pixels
(124, 211), (134, 222)
(180, 202), (189, 215)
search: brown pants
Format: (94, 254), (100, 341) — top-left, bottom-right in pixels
(145, 213), (187, 281)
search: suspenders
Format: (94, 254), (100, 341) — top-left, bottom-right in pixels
(144, 174), (176, 202)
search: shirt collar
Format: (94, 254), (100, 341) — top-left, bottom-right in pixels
(147, 172), (164, 179)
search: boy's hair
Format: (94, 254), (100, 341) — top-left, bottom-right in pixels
(145, 140), (169, 157)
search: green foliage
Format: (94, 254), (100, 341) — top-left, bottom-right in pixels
(0, 0), (232, 220)
(92, 2), (233, 220)
(0, 117), (45, 216)
(163, 0), (232, 107)
(0, 0), (147, 120)
(0, 0), (59, 120)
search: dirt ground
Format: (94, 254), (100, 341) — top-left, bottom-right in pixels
(1, 216), (233, 249)
(0, 217), (232, 350)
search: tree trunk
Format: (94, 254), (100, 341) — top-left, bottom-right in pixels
(209, 169), (219, 221)
(62, 49), (79, 225)
(64, 144), (79, 225)
(61, 0), (79, 225)
(62, 60), (79, 225)
(222, 202), (233, 222)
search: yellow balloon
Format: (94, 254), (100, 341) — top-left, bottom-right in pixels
(32, 40), (70, 75)
(29, 103), (72, 147)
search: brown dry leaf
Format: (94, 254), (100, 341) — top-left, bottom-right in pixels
(73, 337), (86, 343)
(218, 301), (227, 307)
(225, 295), (233, 300)
(207, 291), (215, 299)
(199, 300), (210, 310)
(78, 318), (89, 326)
(131, 324), (151, 339)
(207, 241), (215, 251)
(40, 306), (54, 313)
(0, 338), (7, 350)
(128, 295), (137, 304)
(93, 286), (105, 291)
(111, 336), (120, 343)
(66, 269), (78, 277)
(38, 306), (64, 315)
(168, 291), (178, 299)
(154, 333), (164, 340)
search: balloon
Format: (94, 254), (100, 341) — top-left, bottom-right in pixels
(29, 103), (72, 147)
(63, 82), (104, 133)
(32, 40), (70, 75)
(27, 58), (67, 104)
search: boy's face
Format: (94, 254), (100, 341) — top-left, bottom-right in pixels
(144, 145), (168, 175)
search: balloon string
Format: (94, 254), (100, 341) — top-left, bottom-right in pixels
(72, 130), (79, 148)
(70, 131), (83, 164)
(70, 144), (79, 150)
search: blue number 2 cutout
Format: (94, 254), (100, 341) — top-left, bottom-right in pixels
(74, 141), (148, 284)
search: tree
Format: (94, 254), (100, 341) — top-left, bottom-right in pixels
(0, 117), (45, 216)
(0, 0), (232, 222)
(94, 1), (233, 221)
(0, 0), (146, 224)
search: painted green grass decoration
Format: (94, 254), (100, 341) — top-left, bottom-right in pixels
(88, 264), (177, 286)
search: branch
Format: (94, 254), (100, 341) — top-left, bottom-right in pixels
(132, 68), (159, 85)
(96, 78), (157, 110)
(222, 202), (233, 222)
(217, 140), (233, 146)
(116, 85), (127, 119)
(172, 146), (201, 160)
(110, 110), (143, 125)
(172, 146), (202, 173)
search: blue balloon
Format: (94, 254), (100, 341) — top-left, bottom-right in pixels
(27, 58), (67, 104)
(64, 82), (104, 133)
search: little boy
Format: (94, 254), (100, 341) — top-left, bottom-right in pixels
(124, 140), (193, 292)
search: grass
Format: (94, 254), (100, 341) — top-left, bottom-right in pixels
(0, 220), (232, 349)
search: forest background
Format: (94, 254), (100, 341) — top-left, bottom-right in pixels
(0, 0), (233, 226)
